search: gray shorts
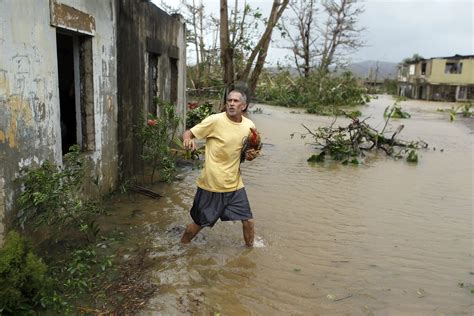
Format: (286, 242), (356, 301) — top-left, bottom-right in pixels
(190, 187), (253, 227)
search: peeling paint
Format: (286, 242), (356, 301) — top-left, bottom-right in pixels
(50, 0), (96, 36)
(18, 156), (41, 169)
(0, 70), (9, 97)
(0, 0), (185, 244)
(4, 95), (34, 148)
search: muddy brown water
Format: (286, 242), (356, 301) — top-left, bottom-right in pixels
(105, 95), (473, 315)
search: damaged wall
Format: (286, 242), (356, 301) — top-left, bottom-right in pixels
(429, 58), (474, 85)
(117, 0), (187, 180)
(0, 0), (119, 244)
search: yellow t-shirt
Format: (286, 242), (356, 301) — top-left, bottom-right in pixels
(191, 112), (255, 192)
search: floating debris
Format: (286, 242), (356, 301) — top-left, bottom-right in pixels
(131, 184), (162, 199)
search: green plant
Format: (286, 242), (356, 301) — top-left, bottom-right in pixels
(60, 248), (112, 294)
(406, 149), (418, 163)
(250, 107), (263, 114)
(0, 231), (50, 313)
(135, 98), (181, 182)
(383, 79), (398, 95)
(298, 112), (427, 165)
(384, 101), (411, 119)
(186, 101), (215, 128)
(17, 145), (103, 242)
(448, 102), (473, 121)
(460, 102), (473, 117)
(449, 106), (457, 121)
(256, 71), (368, 112)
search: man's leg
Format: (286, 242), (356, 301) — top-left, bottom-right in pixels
(181, 222), (202, 244)
(241, 219), (254, 247)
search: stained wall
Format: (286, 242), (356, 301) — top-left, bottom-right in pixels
(0, 0), (119, 244)
(117, 0), (187, 179)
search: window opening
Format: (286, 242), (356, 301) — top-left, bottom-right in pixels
(421, 62), (427, 75)
(148, 53), (159, 114)
(170, 58), (178, 104)
(445, 62), (463, 74)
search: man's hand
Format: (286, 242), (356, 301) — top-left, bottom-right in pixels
(183, 137), (196, 151)
(182, 130), (196, 150)
(245, 149), (260, 161)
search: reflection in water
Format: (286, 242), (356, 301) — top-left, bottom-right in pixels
(109, 95), (473, 315)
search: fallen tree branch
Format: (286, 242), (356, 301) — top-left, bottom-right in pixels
(300, 113), (428, 164)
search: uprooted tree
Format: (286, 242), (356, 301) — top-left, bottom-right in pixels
(297, 107), (428, 165)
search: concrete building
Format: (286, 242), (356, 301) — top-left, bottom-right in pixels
(397, 55), (474, 102)
(117, 0), (187, 179)
(0, 0), (186, 245)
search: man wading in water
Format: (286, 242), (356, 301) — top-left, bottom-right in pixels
(180, 90), (260, 247)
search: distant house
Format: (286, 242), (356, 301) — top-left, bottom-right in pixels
(397, 55), (474, 102)
(0, 0), (186, 245)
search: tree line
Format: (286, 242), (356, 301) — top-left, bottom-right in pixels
(160, 0), (365, 101)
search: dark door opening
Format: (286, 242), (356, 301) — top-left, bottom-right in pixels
(56, 32), (77, 154)
(418, 86), (424, 99)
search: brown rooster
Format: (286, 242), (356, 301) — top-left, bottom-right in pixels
(240, 128), (262, 162)
(247, 128), (262, 150)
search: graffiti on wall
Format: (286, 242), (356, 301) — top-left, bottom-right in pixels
(0, 53), (51, 149)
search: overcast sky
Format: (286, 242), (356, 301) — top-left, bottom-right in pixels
(153, 0), (473, 64)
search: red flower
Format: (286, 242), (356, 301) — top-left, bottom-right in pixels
(147, 119), (157, 126)
(187, 101), (198, 110)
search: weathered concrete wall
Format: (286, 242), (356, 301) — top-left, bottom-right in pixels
(0, 0), (118, 240)
(430, 58), (474, 85)
(117, 0), (186, 180)
(0, 165), (4, 246)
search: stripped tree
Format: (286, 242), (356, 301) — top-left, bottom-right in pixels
(282, 0), (319, 78)
(220, 0), (290, 98)
(318, 0), (365, 75)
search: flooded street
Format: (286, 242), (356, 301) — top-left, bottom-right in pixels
(106, 95), (473, 315)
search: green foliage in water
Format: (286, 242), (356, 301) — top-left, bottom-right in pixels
(186, 101), (215, 128)
(135, 98), (181, 182)
(307, 153), (325, 163)
(406, 149), (418, 163)
(325, 133), (360, 161)
(447, 102), (473, 121)
(17, 145), (103, 242)
(0, 230), (49, 313)
(256, 71), (368, 113)
(383, 101), (411, 119)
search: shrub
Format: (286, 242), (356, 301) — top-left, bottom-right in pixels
(186, 101), (215, 128)
(256, 71), (368, 112)
(135, 98), (181, 182)
(17, 145), (103, 242)
(0, 231), (49, 314)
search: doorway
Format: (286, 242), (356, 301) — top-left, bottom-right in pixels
(56, 31), (95, 154)
(56, 32), (78, 154)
